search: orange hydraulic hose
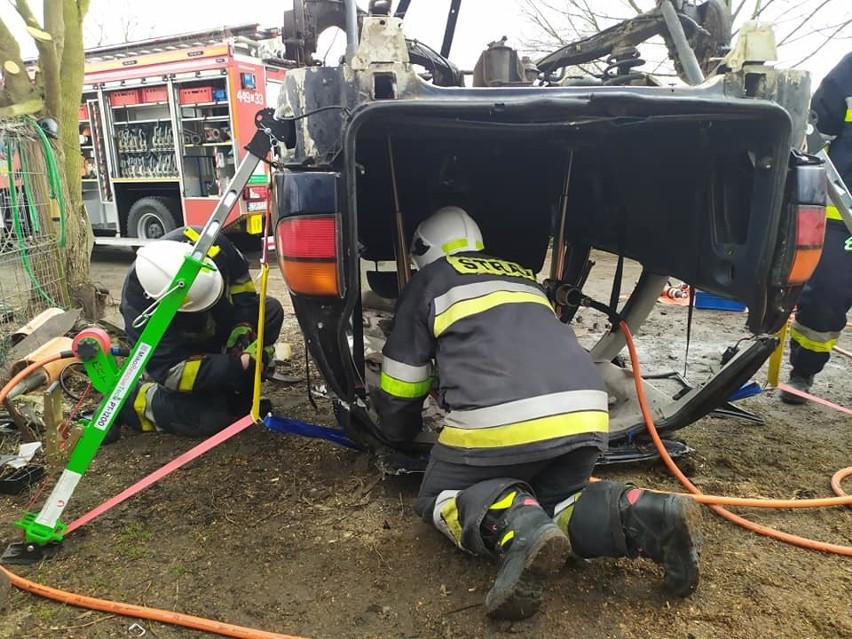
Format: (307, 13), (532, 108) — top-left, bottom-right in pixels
(619, 320), (852, 556)
(0, 565), (307, 639)
(831, 467), (852, 499)
(0, 352), (76, 404)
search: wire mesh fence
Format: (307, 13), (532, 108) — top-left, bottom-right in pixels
(0, 119), (70, 363)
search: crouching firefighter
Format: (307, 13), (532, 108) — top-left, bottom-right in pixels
(112, 227), (284, 439)
(374, 207), (703, 620)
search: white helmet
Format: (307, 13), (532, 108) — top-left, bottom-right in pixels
(135, 240), (224, 313)
(410, 206), (484, 270)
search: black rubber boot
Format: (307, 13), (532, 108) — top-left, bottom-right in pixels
(482, 489), (570, 620)
(619, 487), (703, 597)
(568, 480), (702, 597)
(780, 371), (814, 405)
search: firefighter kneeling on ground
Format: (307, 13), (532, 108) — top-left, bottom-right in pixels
(109, 227), (284, 440)
(374, 207), (703, 620)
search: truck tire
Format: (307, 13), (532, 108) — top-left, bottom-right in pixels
(127, 197), (180, 240)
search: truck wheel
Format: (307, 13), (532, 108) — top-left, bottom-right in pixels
(127, 197), (180, 240)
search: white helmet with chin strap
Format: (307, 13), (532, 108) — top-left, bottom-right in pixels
(135, 240), (224, 313)
(410, 206), (484, 270)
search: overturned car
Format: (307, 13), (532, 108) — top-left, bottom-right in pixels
(270, 0), (826, 467)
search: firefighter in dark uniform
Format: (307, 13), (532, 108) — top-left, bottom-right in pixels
(375, 207), (703, 620)
(114, 227), (284, 437)
(782, 52), (852, 403)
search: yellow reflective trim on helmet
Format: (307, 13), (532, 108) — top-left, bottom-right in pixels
(178, 359), (202, 392)
(441, 238), (469, 254)
(489, 491), (517, 511)
(433, 290), (553, 336)
(440, 497), (464, 548)
(438, 410), (608, 449)
(380, 371), (433, 399)
(790, 327), (838, 353)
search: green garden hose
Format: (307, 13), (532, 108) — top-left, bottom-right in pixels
(24, 115), (65, 248)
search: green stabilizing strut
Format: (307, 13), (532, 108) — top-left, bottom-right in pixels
(13, 120), (273, 545)
(15, 255), (205, 544)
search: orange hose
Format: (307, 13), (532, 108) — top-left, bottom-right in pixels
(0, 565), (307, 639)
(619, 320), (852, 556)
(0, 353), (75, 403)
(831, 467), (852, 500)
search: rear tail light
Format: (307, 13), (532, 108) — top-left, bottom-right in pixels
(276, 215), (341, 296)
(786, 205), (826, 285)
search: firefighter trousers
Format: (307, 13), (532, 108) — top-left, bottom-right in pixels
(415, 446), (600, 555)
(790, 221), (852, 377)
(119, 297), (283, 437)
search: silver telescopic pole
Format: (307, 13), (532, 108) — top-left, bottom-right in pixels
(345, 0), (360, 61)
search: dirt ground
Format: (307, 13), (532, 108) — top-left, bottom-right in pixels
(0, 246), (850, 639)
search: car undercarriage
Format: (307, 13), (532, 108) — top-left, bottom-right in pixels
(272, 0), (825, 469)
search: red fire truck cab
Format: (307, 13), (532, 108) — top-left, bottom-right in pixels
(79, 24), (288, 246)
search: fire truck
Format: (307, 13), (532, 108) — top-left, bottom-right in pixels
(78, 24), (288, 246)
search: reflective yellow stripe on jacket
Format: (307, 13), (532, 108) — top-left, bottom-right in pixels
(432, 280), (553, 337)
(380, 356), (433, 399)
(439, 410), (608, 449)
(439, 389), (609, 450)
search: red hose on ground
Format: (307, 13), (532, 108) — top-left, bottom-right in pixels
(619, 320), (852, 556)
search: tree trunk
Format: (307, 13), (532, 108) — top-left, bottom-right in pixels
(57, 0), (98, 317)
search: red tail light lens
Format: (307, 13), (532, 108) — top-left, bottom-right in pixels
(277, 216), (337, 259)
(786, 205), (826, 285)
(276, 215), (341, 296)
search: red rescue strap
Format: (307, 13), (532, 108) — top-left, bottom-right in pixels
(66, 415), (257, 535)
(775, 383), (852, 417)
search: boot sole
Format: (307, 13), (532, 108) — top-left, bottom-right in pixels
(662, 497), (703, 597)
(485, 527), (570, 621)
(780, 391), (807, 405)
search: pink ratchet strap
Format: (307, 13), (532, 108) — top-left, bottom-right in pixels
(65, 415), (257, 535)
(774, 384), (852, 417)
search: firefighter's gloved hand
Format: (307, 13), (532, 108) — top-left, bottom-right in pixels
(226, 323), (256, 355)
(241, 340), (275, 375)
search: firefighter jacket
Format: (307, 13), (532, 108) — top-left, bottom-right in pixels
(376, 252), (609, 466)
(120, 227), (259, 395)
(813, 52), (852, 221)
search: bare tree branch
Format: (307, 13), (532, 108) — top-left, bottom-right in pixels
(778, 0), (831, 46)
(793, 18), (852, 66)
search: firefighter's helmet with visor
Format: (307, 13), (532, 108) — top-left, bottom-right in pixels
(410, 206), (484, 270)
(135, 240), (224, 313)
